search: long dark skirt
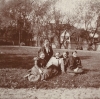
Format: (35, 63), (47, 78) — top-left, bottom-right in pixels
(41, 65), (59, 80)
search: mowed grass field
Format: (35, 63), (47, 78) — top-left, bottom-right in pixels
(0, 46), (100, 89)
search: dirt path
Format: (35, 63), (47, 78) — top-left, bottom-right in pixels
(0, 88), (100, 99)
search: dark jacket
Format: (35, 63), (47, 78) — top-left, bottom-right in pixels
(38, 46), (53, 62)
(37, 58), (47, 68)
(69, 56), (82, 70)
(62, 57), (69, 72)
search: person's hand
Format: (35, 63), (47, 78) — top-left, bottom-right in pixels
(33, 57), (38, 61)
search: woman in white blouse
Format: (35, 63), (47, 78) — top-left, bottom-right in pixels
(46, 52), (65, 74)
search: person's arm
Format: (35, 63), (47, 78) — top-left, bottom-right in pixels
(38, 47), (44, 56)
(44, 60), (48, 67)
(46, 57), (53, 68)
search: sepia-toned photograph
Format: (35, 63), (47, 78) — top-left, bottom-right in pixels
(0, 0), (100, 99)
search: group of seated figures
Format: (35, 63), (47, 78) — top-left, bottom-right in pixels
(24, 39), (84, 82)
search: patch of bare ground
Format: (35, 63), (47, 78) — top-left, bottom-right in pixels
(0, 88), (100, 99)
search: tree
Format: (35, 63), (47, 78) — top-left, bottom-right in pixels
(70, 0), (100, 50)
(0, 0), (33, 45)
(28, 0), (57, 46)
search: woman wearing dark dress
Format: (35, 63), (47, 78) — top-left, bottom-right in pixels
(24, 52), (47, 82)
(67, 51), (83, 74)
(38, 39), (53, 62)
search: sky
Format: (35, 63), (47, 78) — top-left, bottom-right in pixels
(4, 0), (95, 28)
(55, 0), (88, 14)
(54, 0), (97, 29)
(5, 0), (88, 14)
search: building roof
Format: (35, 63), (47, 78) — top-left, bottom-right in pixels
(61, 30), (70, 37)
(89, 33), (99, 38)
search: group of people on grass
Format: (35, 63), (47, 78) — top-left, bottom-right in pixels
(24, 39), (84, 82)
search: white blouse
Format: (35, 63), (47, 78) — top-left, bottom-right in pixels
(46, 57), (65, 72)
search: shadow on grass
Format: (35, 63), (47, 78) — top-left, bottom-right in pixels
(0, 54), (93, 71)
(0, 54), (35, 69)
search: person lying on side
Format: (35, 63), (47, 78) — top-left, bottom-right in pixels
(67, 51), (83, 74)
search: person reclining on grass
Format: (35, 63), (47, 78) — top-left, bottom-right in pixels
(67, 51), (83, 75)
(46, 52), (66, 74)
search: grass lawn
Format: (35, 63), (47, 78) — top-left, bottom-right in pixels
(0, 46), (100, 89)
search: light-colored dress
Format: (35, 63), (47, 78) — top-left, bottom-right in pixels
(26, 66), (41, 82)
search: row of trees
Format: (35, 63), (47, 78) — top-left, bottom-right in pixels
(0, 0), (100, 49)
(0, 0), (56, 46)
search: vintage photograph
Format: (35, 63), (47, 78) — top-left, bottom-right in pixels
(0, 0), (100, 99)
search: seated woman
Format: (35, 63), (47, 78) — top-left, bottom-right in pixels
(24, 52), (47, 82)
(46, 52), (65, 74)
(67, 51), (83, 74)
(38, 39), (53, 63)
